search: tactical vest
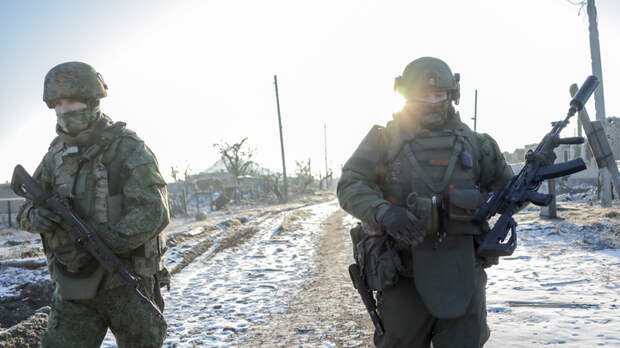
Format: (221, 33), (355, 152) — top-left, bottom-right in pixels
(381, 117), (486, 319)
(44, 123), (167, 299)
(381, 121), (485, 238)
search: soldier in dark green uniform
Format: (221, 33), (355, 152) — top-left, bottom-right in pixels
(17, 62), (170, 348)
(338, 57), (554, 347)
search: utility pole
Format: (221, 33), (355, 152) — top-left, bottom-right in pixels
(274, 75), (288, 203)
(471, 90), (478, 132)
(324, 123), (329, 186)
(587, 0), (612, 206)
(7, 200), (12, 228)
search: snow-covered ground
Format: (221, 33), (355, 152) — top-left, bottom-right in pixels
(102, 200), (340, 347)
(1, 192), (618, 348)
(0, 233), (46, 300)
(486, 217), (620, 347)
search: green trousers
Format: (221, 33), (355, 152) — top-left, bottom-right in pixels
(41, 276), (167, 348)
(374, 267), (489, 348)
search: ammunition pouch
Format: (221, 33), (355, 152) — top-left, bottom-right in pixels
(51, 258), (106, 300)
(446, 188), (484, 235)
(406, 192), (438, 236)
(130, 232), (168, 278)
(448, 188), (483, 222)
(131, 237), (159, 277)
(354, 229), (403, 291)
(406, 188), (484, 237)
(349, 222), (364, 261)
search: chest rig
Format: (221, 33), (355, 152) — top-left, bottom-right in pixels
(382, 122), (484, 239)
(46, 119), (127, 273)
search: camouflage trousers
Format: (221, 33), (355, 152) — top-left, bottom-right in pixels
(373, 267), (490, 348)
(41, 276), (167, 348)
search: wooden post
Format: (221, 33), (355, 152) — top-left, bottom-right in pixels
(570, 83), (620, 201)
(324, 123), (329, 187)
(7, 200), (12, 228)
(195, 190), (200, 214)
(587, 0), (612, 206)
(471, 90), (478, 132)
(548, 179), (557, 218)
(274, 75), (288, 203)
(182, 186), (188, 215)
(540, 180), (557, 218)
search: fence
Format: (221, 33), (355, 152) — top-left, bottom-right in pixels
(0, 198), (25, 228)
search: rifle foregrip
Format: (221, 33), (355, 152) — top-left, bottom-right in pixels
(536, 158), (587, 181)
(556, 137), (585, 145)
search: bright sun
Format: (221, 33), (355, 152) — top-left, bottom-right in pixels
(390, 92), (407, 114)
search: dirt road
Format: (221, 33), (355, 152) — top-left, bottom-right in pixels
(242, 208), (374, 347)
(2, 196), (619, 347)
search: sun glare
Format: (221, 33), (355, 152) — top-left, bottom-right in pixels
(390, 92), (407, 114)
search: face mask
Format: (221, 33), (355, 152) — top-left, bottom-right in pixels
(56, 109), (93, 135)
(406, 100), (452, 130)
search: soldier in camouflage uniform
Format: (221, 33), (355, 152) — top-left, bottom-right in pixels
(338, 57), (554, 347)
(17, 61), (170, 348)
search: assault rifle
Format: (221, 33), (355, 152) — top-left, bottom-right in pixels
(11, 165), (165, 322)
(473, 75), (599, 258)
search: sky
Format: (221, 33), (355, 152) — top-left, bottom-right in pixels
(1, 0), (619, 183)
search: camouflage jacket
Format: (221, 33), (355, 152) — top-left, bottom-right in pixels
(18, 114), (169, 298)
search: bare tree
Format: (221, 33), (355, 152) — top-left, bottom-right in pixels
(295, 158), (314, 194)
(170, 166), (180, 182)
(260, 172), (283, 202)
(318, 168), (333, 190)
(213, 137), (255, 202)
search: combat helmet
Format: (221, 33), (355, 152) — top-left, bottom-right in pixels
(43, 62), (108, 108)
(394, 57), (460, 104)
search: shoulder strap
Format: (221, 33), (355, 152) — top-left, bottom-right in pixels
(79, 120), (127, 163)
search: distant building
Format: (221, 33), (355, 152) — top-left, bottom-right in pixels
(0, 183), (24, 227)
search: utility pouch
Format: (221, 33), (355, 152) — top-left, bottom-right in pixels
(156, 267), (171, 290)
(406, 192), (438, 236)
(349, 222), (364, 261)
(356, 234), (403, 291)
(132, 237), (159, 277)
(448, 189), (484, 221)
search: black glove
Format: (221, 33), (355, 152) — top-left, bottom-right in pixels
(525, 149), (556, 167)
(29, 207), (62, 234)
(377, 205), (425, 247)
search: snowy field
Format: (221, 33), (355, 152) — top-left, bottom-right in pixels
(1, 193), (618, 348)
(486, 217), (620, 347)
(102, 201), (340, 347)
